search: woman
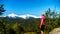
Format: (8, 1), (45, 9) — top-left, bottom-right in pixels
(40, 13), (45, 34)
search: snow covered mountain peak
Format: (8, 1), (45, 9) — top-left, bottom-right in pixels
(7, 13), (40, 19)
(19, 14), (40, 19)
(7, 13), (18, 17)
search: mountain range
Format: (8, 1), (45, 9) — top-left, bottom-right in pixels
(6, 13), (40, 19)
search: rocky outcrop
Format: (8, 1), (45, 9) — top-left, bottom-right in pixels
(49, 27), (60, 34)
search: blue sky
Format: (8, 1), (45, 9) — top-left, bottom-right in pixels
(0, 0), (60, 16)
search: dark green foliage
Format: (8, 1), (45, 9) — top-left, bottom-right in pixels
(0, 17), (40, 34)
(0, 4), (6, 15)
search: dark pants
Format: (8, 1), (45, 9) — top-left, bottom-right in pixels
(41, 25), (45, 31)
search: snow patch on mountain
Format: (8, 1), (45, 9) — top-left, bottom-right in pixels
(7, 13), (18, 17)
(19, 14), (40, 19)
